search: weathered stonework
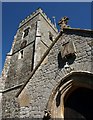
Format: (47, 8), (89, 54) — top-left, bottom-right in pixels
(20, 30), (92, 118)
(1, 8), (93, 119)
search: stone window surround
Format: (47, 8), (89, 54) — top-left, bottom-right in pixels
(18, 49), (24, 59)
(22, 26), (31, 39)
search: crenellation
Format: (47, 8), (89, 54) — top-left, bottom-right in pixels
(19, 8), (58, 32)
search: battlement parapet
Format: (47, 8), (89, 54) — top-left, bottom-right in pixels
(19, 8), (58, 32)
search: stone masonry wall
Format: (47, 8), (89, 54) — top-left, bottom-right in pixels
(33, 14), (58, 68)
(2, 30), (92, 118)
(17, 31), (92, 118)
(5, 42), (34, 89)
(2, 30), (92, 119)
(2, 88), (20, 118)
(2, 10), (58, 119)
(1, 8), (93, 119)
(4, 15), (39, 89)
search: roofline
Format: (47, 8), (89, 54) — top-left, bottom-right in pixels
(63, 28), (93, 37)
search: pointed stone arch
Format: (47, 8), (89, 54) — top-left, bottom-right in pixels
(46, 71), (93, 119)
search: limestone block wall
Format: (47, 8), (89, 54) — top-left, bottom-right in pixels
(33, 14), (58, 68)
(0, 53), (12, 120)
(12, 15), (39, 54)
(2, 89), (20, 118)
(4, 10), (58, 90)
(5, 42), (34, 89)
(4, 15), (40, 89)
(1, 8), (93, 119)
(1, 8), (59, 119)
(17, 30), (92, 118)
(0, 93), (2, 120)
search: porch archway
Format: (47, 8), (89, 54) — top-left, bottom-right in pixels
(46, 71), (93, 119)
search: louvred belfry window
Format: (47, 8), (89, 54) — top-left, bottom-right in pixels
(23, 27), (30, 38)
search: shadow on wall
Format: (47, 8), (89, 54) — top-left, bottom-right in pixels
(58, 51), (76, 69)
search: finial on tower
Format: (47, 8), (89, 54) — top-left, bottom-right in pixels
(52, 16), (56, 28)
(58, 16), (70, 31)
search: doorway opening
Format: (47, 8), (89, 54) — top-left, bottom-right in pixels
(64, 87), (93, 120)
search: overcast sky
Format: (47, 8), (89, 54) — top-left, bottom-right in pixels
(1, 2), (91, 75)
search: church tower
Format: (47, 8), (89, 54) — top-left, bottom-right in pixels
(2, 8), (58, 89)
(1, 8), (58, 118)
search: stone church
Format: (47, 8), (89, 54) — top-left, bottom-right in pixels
(0, 8), (93, 119)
